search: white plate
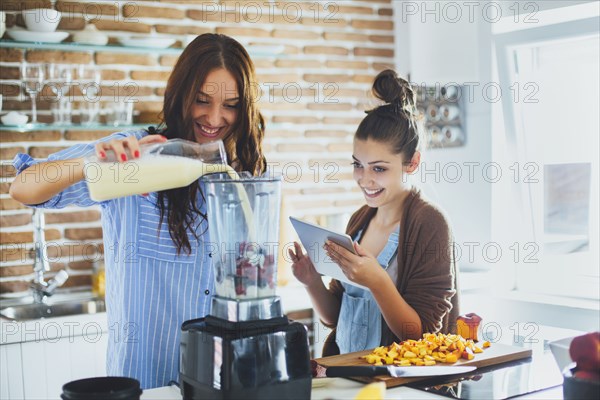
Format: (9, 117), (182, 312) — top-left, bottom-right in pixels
(7, 28), (68, 43)
(118, 37), (176, 49)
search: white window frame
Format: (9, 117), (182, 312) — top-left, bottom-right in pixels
(494, 16), (599, 299)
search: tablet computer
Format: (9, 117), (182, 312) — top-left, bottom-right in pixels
(289, 216), (366, 289)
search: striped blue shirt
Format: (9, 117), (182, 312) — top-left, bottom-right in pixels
(13, 130), (214, 389)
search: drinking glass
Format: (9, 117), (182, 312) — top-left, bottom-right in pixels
(74, 64), (101, 100)
(22, 63), (45, 124)
(46, 64), (73, 125)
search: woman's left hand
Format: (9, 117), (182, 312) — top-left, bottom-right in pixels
(324, 241), (386, 288)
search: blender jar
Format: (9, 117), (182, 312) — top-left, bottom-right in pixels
(203, 173), (282, 300)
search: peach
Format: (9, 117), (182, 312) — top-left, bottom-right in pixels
(569, 332), (600, 372)
(457, 313), (483, 341)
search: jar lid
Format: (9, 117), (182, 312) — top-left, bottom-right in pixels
(61, 377), (142, 400)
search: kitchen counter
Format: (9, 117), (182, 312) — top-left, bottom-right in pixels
(141, 380), (563, 399)
(143, 324), (577, 400)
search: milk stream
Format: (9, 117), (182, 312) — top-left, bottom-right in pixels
(84, 155), (255, 238)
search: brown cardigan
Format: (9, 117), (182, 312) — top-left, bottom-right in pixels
(322, 189), (460, 356)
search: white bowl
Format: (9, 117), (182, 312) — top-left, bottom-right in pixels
(549, 336), (574, 371)
(1, 111), (29, 125)
(23, 8), (61, 32)
(7, 28), (68, 43)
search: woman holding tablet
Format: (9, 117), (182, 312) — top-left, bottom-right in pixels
(289, 69), (459, 356)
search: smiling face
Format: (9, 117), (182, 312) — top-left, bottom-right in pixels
(191, 68), (239, 144)
(352, 138), (413, 209)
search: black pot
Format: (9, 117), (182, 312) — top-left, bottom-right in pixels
(563, 363), (600, 400)
(61, 377), (142, 400)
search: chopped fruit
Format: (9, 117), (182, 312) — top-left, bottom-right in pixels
(483, 341), (491, 348)
(361, 333), (490, 366)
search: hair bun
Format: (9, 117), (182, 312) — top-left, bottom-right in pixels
(372, 69), (415, 110)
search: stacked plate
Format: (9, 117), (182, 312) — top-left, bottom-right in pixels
(7, 8), (68, 43)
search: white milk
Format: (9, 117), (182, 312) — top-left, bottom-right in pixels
(84, 155), (234, 201)
(84, 155), (255, 238)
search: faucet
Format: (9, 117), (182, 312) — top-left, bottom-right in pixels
(30, 209), (69, 303)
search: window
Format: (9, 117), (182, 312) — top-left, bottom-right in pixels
(495, 14), (599, 299)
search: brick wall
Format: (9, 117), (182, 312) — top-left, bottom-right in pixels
(0, 0), (395, 296)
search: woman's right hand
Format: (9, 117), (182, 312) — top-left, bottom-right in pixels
(289, 241), (322, 287)
(95, 134), (167, 162)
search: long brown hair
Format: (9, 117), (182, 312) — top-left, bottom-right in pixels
(356, 69), (422, 161)
(155, 33), (267, 254)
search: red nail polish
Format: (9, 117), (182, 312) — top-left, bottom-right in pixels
(134, 150), (140, 158)
(121, 154), (127, 162)
(99, 151), (106, 158)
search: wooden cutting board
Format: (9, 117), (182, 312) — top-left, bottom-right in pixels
(315, 342), (532, 388)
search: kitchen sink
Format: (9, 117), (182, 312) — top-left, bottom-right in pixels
(0, 298), (106, 321)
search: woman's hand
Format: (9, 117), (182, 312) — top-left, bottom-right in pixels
(324, 241), (387, 289)
(289, 242), (322, 287)
(95, 134), (167, 162)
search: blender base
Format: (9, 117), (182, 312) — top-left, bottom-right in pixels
(180, 316), (312, 400)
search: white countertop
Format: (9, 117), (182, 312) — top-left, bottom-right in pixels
(141, 379), (563, 399)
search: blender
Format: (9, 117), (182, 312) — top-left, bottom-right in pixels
(179, 173), (312, 399)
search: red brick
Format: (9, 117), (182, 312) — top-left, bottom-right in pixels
(304, 74), (352, 83)
(0, 198), (27, 211)
(369, 35), (394, 43)
(56, 1), (118, 17)
(325, 60), (369, 70)
(57, 16), (85, 30)
(27, 146), (68, 159)
(0, 66), (20, 80)
(129, 70), (171, 81)
(0, 281), (29, 294)
(45, 210), (101, 224)
(271, 29), (320, 40)
(307, 103), (353, 112)
(275, 59), (323, 69)
(64, 130), (113, 141)
(123, 4), (184, 19)
(1, 147), (26, 161)
(0, 229), (61, 245)
(93, 20), (151, 34)
(351, 19), (393, 30)
(304, 46), (348, 56)
(354, 47), (394, 58)
(216, 27), (270, 37)
(1, 130), (60, 142)
(64, 228), (103, 240)
(0, 48), (24, 62)
(0, 245), (29, 263)
(1, 164), (16, 179)
(101, 69), (127, 80)
(155, 25), (211, 35)
(0, 213), (31, 227)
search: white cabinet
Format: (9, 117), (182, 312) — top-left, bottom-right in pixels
(0, 314), (108, 400)
(394, 1), (483, 84)
(1, 343), (24, 399)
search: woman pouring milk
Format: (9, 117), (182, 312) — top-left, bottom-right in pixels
(9, 34), (267, 389)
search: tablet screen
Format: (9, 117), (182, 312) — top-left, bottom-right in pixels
(289, 217), (366, 289)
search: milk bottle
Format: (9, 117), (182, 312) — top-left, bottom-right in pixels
(84, 139), (232, 201)
(84, 139), (255, 234)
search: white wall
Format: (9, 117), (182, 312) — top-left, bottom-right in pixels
(394, 2), (494, 269)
